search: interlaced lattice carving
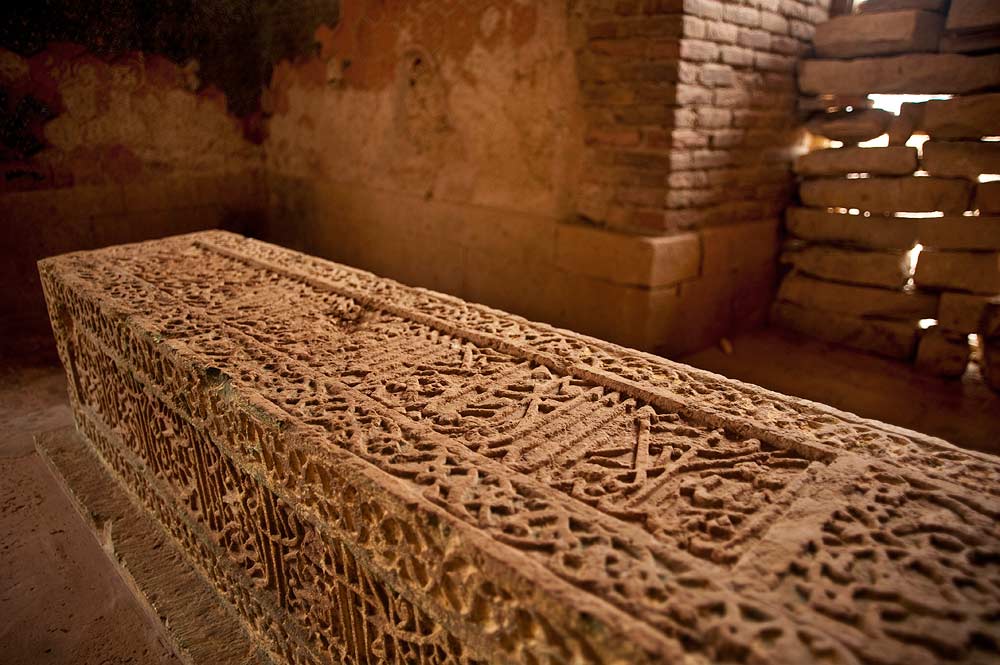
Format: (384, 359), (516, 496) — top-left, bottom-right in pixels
(40, 231), (1000, 665)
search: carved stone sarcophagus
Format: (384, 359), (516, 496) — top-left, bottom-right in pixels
(40, 231), (1000, 664)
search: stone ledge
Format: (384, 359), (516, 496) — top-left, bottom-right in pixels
(939, 30), (1000, 53)
(918, 215), (1000, 250)
(771, 300), (919, 359)
(805, 109), (892, 144)
(977, 181), (1000, 214)
(814, 10), (944, 59)
(795, 146), (919, 177)
(784, 245), (910, 289)
(778, 272), (938, 320)
(923, 93), (1000, 139)
(938, 291), (993, 332)
(914, 249), (1000, 293)
(915, 327), (971, 377)
(799, 176), (973, 214)
(923, 141), (1000, 180)
(799, 52), (1000, 95)
(985, 338), (1000, 391)
(786, 207), (920, 249)
(946, 0), (1000, 33)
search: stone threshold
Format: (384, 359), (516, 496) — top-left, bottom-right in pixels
(34, 426), (270, 665)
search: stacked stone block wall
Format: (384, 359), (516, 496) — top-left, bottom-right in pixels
(775, 0), (1000, 382)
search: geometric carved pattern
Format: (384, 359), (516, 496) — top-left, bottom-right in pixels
(40, 231), (1000, 664)
(762, 466), (1000, 665)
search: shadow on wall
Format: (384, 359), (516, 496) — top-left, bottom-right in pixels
(0, 190), (263, 363)
(0, 44), (267, 362)
(0, 2), (349, 363)
(0, 0), (341, 118)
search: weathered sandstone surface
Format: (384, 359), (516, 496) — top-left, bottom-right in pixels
(978, 181), (1000, 214)
(887, 103), (924, 145)
(946, 0), (1000, 33)
(915, 249), (1000, 293)
(922, 141), (1000, 180)
(918, 215), (1000, 250)
(923, 94), (1000, 139)
(805, 109), (893, 144)
(938, 291), (992, 332)
(40, 231), (1000, 665)
(981, 298), (1000, 391)
(778, 272), (937, 320)
(939, 30), (1000, 53)
(784, 245), (911, 289)
(799, 176), (973, 214)
(915, 327), (972, 377)
(770, 300), (919, 359)
(795, 146), (918, 177)
(785, 208), (1000, 252)
(813, 10), (944, 59)
(799, 52), (1000, 95)
(785, 207), (920, 249)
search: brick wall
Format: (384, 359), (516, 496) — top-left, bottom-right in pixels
(575, 0), (830, 234)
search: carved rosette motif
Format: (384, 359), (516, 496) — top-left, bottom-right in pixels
(39, 231), (1000, 665)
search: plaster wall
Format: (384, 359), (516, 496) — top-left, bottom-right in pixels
(0, 45), (263, 357)
(263, 1), (582, 216)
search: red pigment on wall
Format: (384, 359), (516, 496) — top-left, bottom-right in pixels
(2, 44), (259, 191)
(265, 0), (539, 113)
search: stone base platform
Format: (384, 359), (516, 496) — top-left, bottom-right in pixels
(34, 426), (268, 665)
